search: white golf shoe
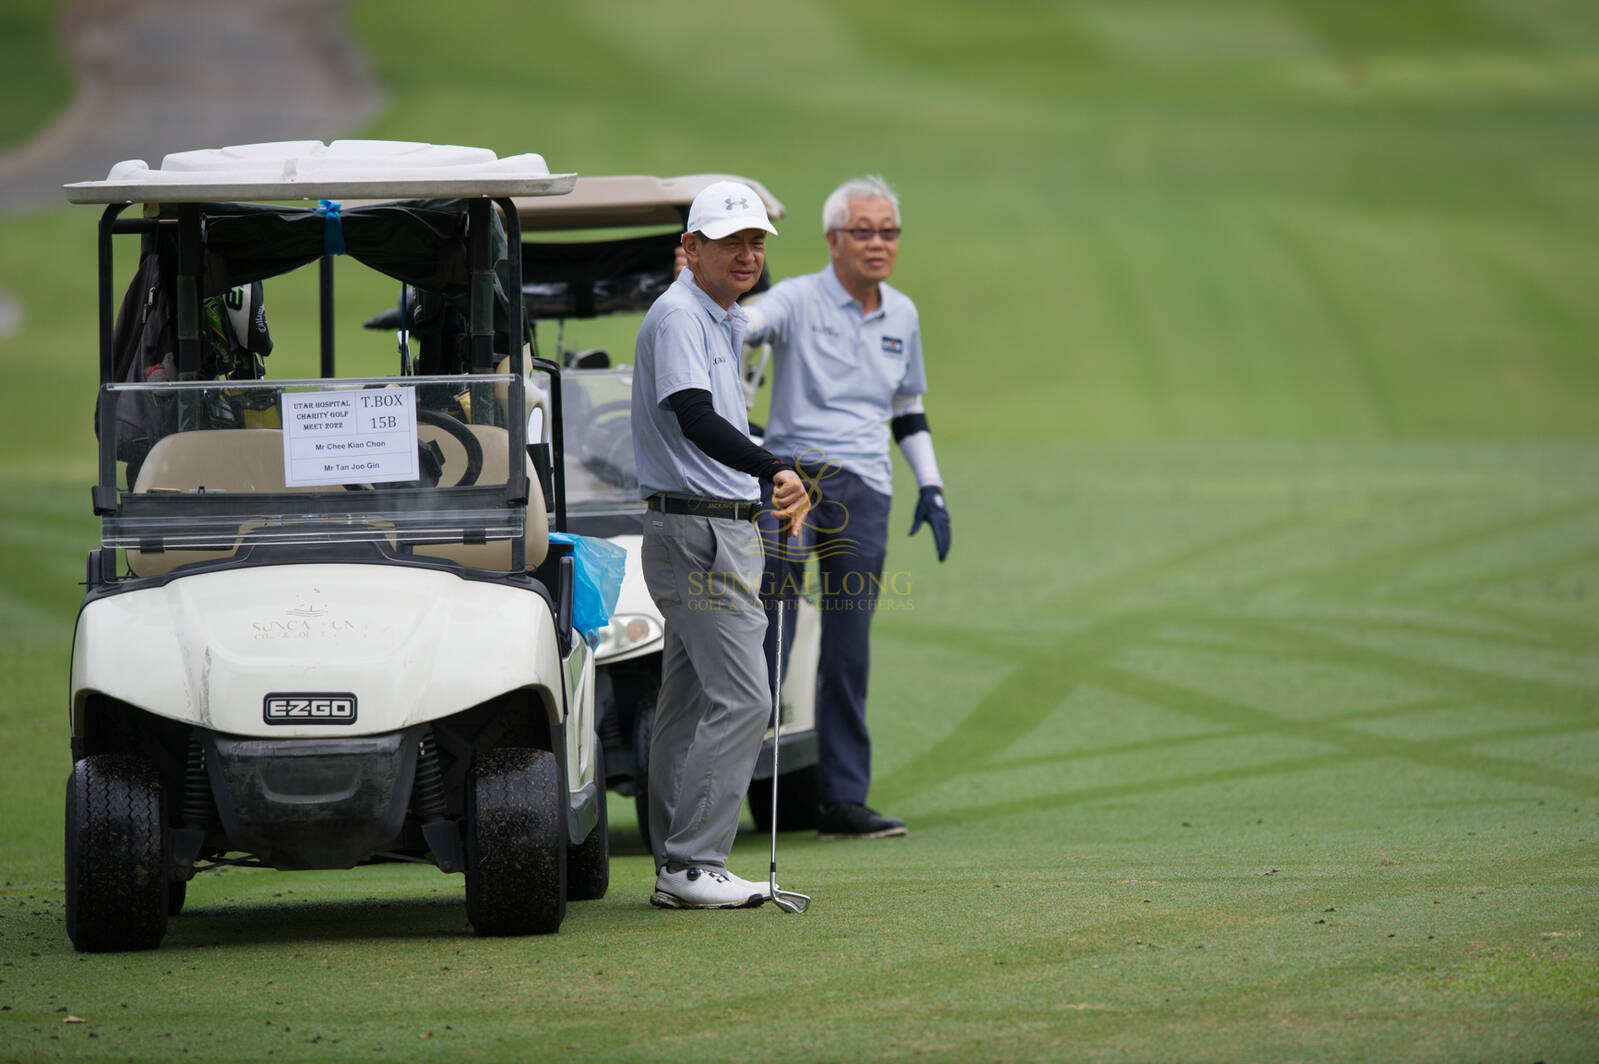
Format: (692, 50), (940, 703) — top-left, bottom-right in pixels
(650, 866), (766, 909)
(719, 868), (774, 900)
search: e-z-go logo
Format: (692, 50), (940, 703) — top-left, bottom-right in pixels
(263, 692), (358, 725)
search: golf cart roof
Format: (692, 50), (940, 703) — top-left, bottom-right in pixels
(510, 173), (787, 321)
(511, 174), (784, 232)
(64, 139), (575, 204)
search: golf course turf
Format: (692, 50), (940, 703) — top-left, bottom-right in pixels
(1, 1), (1596, 1060)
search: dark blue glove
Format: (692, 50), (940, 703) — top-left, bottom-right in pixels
(909, 485), (950, 562)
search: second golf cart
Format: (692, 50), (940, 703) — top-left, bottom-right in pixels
(515, 176), (824, 837)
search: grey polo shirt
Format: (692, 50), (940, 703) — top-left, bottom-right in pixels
(632, 269), (760, 501)
(747, 266), (927, 496)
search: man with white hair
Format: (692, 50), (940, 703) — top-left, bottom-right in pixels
(633, 180), (811, 907)
(747, 175), (950, 840)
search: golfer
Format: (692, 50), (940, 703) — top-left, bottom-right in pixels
(748, 175), (949, 840)
(633, 180), (811, 908)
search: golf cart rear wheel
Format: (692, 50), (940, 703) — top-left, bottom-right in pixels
(65, 754), (169, 952)
(748, 763), (821, 833)
(464, 748), (566, 935)
(566, 739), (610, 902)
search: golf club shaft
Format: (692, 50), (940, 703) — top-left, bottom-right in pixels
(764, 593), (812, 914)
(769, 600), (782, 879)
(766, 598), (810, 914)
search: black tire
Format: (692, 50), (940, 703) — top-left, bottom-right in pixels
(748, 763), (821, 833)
(65, 754), (169, 952)
(464, 748), (566, 936)
(566, 740), (610, 902)
(632, 707), (654, 849)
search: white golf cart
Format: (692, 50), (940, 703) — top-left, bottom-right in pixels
(514, 176), (823, 837)
(63, 140), (606, 951)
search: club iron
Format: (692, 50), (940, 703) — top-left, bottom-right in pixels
(767, 602), (811, 914)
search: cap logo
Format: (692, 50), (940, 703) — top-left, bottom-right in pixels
(725, 196), (749, 212)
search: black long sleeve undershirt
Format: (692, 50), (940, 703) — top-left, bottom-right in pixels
(666, 388), (793, 484)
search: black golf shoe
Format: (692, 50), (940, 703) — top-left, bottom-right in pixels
(817, 802), (907, 840)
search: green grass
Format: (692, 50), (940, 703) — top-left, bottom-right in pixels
(0, 2), (70, 151)
(2, 441), (1597, 1062)
(1, 0), (1598, 1061)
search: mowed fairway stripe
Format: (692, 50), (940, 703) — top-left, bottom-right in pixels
(1211, 615), (1598, 720)
(1244, 495), (1599, 599)
(874, 446), (1599, 832)
(883, 637), (1596, 832)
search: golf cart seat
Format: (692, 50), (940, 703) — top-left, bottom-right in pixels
(127, 427), (547, 576)
(489, 352), (555, 444)
(412, 423), (549, 569)
(134, 427), (299, 494)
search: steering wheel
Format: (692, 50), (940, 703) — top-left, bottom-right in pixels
(575, 401), (635, 489)
(418, 408), (484, 486)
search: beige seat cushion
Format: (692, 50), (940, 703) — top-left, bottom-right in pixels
(128, 426), (547, 576)
(413, 423), (548, 569)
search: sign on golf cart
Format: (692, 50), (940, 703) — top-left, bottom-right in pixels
(508, 174), (823, 842)
(281, 388), (419, 485)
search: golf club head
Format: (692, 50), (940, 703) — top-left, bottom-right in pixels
(772, 887), (811, 914)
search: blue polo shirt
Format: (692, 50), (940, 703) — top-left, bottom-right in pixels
(747, 266), (926, 496)
(632, 269), (760, 501)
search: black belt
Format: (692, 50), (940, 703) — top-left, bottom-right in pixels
(648, 494), (760, 522)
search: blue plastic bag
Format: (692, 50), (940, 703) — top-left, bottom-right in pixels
(548, 533), (626, 645)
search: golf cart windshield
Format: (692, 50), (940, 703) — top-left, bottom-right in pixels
(98, 374), (543, 574)
(561, 367), (641, 536)
(70, 142), (577, 578)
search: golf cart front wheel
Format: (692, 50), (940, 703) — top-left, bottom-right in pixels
(65, 754), (170, 952)
(464, 748), (566, 935)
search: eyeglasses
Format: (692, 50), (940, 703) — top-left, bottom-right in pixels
(835, 226), (901, 243)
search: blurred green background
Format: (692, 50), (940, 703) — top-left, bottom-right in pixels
(3, 0), (1598, 480)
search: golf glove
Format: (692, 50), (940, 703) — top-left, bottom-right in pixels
(909, 485), (951, 562)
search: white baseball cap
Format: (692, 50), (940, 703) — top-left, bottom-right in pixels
(686, 180), (778, 240)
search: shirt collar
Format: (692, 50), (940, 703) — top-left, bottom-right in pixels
(821, 265), (884, 320)
(677, 268), (747, 327)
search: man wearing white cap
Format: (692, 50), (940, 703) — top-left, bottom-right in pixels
(632, 180), (811, 909)
(746, 174), (949, 841)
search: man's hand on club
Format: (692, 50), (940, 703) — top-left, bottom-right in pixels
(909, 484), (950, 561)
(771, 469), (811, 538)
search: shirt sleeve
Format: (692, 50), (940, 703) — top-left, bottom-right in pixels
(895, 312), (928, 399)
(666, 389), (794, 483)
(651, 307), (713, 405)
(743, 278), (797, 346)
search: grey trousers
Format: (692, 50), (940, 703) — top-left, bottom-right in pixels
(641, 510), (770, 872)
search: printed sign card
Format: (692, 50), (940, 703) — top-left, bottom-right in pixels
(281, 388), (419, 486)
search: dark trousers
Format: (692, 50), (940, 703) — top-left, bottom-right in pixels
(759, 463), (891, 806)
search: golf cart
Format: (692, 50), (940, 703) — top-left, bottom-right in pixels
(494, 176), (825, 836)
(63, 140), (606, 951)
